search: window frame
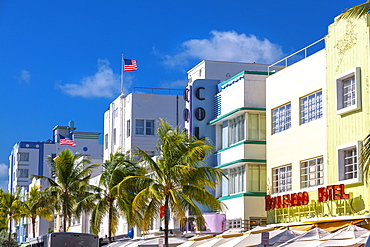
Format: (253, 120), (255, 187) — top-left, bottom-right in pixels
(300, 156), (324, 189)
(228, 114), (245, 145)
(272, 102), (291, 134)
(300, 90), (323, 125)
(336, 67), (361, 115)
(248, 164), (266, 192)
(228, 165), (246, 195)
(337, 141), (362, 184)
(136, 119), (155, 136)
(248, 113), (266, 141)
(18, 152), (29, 162)
(272, 164), (292, 194)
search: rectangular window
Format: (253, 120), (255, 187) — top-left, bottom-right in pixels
(336, 67), (361, 115)
(272, 165), (292, 193)
(248, 113), (266, 140)
(229, 166), (245, 194)
(338, 141), (360, 183)
(18, 152), (29, 162)
(228, 115), (245, 145)
(136, 119), (155, 136)
(18, 169), (29, 178)
(136, 119), (145, 135)
(226, 219), (242, 230)
(104, 134), (108, 150)
(127, 120), (131, 137)
(146, 120), (155, 135)
(344, 148), (357, 180)
(272, 103), (291, 134)
(300, 156), (324, 188)
(113, 128), (116, 145)
(300, 90), (323, 124)
(248, 164), (266, 192)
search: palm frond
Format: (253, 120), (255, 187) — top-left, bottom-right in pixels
(340, 2), (370, 19)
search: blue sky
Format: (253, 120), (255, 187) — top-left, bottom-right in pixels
(0, 0), (364, 190)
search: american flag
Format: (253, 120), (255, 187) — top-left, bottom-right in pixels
(124, 59), (138, 71)
(59, 134), (76, 147)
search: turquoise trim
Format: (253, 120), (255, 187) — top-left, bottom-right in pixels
(215, 140), (266, 154)
(216, 159), (266, 169)
(208, 107), (266, 125)
(219, 71), (269, 87)
(218, 192), (267, 201)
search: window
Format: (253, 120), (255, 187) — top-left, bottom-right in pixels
(229, 166), (245, 194)
(272, 103), (291, 134)
(127, 120), (131, 137)
(248, 164), (266, 192)
(18, 152), (29, 161)
(104, 134), (108, 150)
(300, 156), (324, 188)
(146, 120), (155, 135)
(136, 119), (144, 135)
(300, 90), (323, 124)
(226, 219), (242, 229)
(136, 119), (155, 136)
(113, 128), (116, 145)
(248, 113), (266, 140)
(18, 169), (29, 178)
(336, 67), (361, 115)
(338, 141), (361, 183)
(228, 115), (245, 145)
(272, 165), (292, 193)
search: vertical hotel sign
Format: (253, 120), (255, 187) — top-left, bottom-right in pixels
(265, 184), (350, 210)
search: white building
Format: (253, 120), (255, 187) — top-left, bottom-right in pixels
(185, 60), (273, 232)
(104, 91), (184, 158)
(8, 121), (103, 243)
(102, 90), (184, 238)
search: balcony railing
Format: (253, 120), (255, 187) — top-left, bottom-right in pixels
(268, 37), (326, 76)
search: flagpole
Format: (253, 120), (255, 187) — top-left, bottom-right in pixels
(121, 54), (125, 95)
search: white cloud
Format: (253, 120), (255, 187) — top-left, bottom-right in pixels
(163, 30), (284, 67)
(0, 163), (8, 178)
(58, 59), (126, 98)
(18, 69), (31, 83)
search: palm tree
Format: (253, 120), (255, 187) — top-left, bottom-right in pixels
(90, 152), (144, 243)
(21, 185), (54, 238)
(33, 149), (98, 232)
(118, 119), (226, 247)
(0, 189), (23, 246)
(361, 133), (370, 183)
(340, 2), (370, 19)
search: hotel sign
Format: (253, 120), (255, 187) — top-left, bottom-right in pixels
(265, 184), (350, 211)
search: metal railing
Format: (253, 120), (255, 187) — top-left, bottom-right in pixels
(268, 37), (326, 76)
(133, 87), (183, 95)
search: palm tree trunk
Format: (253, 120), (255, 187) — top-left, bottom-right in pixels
(8, 216), (12, 247)
(63, 215), (67, 232)
(164, 196), (169, 247)
(32, 217), (36, 238)
(108, 202), (113, 243)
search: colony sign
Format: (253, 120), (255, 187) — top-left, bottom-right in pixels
(265, 184), (350, 211)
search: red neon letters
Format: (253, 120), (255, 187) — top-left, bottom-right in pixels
(265, 184), (350, 211)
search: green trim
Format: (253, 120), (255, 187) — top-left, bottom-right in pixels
(208, 107), (266, 125)
(219, 71), (270, 87)
(216, 159), (266, 169)
(215, 140), (266, 154)
(218, 192), (267, 201)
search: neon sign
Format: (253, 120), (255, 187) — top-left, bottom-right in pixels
(265, 184), (350, 211)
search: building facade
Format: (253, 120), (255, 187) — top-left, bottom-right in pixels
(186, 61), (273, 232)
(8, 121), (103, 243)
(102, 91), (184, 238)
(265, 14), (370, 228)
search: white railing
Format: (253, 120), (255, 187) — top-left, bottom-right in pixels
(268, 37), (326, 75)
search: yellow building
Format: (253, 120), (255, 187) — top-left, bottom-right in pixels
(266, 14), (370, 228)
